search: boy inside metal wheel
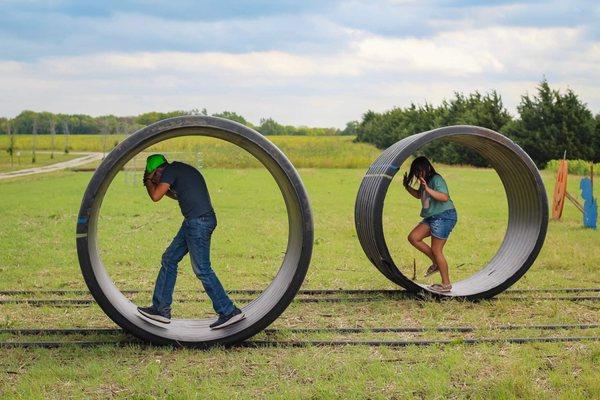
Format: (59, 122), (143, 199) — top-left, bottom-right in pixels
(137, 154), (245, 329)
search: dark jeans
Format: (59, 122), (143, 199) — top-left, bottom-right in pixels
(152, 212), (235, 316)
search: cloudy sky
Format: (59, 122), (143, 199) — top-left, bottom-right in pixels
(1, 0), (598, 127)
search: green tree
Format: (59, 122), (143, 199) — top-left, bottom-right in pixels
(68, 114), (100, 134)
(355, 103), (439, 149)
(504, 80), (596, 167)
(258, 118), (286, 135)
(0, 117), (7, 135)
(341, 120), (359, 136)
(12, 110), (38, 134)
(437, 91), (511, 132)
(425, 91), (512, 166)
(354, 91), (514, 166)
(135, 111), (187, 125)
(212, 111), (253, 127)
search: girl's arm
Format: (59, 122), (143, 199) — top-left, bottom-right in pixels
(405, 185), (421, 199)
(420, 177), (449, 202)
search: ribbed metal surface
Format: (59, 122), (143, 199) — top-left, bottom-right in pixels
(355, 126), (548, 300)
(76, 116), (313, 347)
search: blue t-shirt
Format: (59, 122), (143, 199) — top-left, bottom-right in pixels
(159, 161), (214, 219)
(418, 174), (455, 218)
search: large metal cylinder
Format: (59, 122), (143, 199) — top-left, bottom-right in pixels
(355, 125), (548, 300)
(76, 116), (313, 347)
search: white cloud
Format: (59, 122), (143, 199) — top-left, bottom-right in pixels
(1, 25), (598, 126)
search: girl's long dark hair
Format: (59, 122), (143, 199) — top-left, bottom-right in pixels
(406, 156), (438, 186)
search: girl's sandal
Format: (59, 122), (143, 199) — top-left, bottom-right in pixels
(429, 283), (452, 293)
(424, 264), (438, 277)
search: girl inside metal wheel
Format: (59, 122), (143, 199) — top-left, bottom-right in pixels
(403, 156), (458, 293)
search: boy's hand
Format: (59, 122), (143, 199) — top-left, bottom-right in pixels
(142, 171), (150, 186)
(151, 169), (163, 184)
(143, 170), (160, 186)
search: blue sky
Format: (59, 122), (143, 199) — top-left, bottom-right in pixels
(1, 0), (598, 126)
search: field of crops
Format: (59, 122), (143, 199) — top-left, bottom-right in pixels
(0, 134), (381, 169)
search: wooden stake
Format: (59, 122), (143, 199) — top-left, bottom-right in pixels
(565, 191), (584, 214)
(591, 162), (594, 196)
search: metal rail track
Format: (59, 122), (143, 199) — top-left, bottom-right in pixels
(1, 287), (599, 296)
(1, 336), (599, 349)
(1, 323), (598, 336)
(1, 295), (599, 306)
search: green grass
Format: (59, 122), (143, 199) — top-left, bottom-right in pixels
(1, 343), (598, 399)
(0, 166), (596, 291)
(0, 161), (598, 398)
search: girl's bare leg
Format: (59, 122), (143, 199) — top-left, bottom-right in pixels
(431, 237), (451, 285)
(407, 223), (436, 264)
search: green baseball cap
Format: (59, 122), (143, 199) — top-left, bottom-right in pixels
(145, 154), (167, 173)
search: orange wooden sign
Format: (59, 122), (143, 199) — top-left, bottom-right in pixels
(551, 159), (568, 219)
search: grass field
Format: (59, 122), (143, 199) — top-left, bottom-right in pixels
(0, 140), (599, 398)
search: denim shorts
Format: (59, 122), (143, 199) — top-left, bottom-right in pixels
(420, 208), (458, 240)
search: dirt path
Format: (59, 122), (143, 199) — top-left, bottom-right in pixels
(0, 152), (103, 180)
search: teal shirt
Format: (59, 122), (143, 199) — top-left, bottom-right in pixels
(418, 174), (455, 218)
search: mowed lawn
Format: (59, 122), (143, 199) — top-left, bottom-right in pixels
(0, 145), (599, 397)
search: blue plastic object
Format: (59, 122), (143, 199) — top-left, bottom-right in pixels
(580, 177), (597, 229)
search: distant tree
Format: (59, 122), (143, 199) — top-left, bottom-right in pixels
(0, 117), (7, 135)
(255, 118), (337, 136)
(341, 120), (359, 136)
(438, 91), (511, 132)
(258, 118), (286, 135)
(212, 111), (253, 127)
(135, 111), (187, 125)
(355, 103), (439, 149)
(12, 110), (38, 134)
(504, 80), (596, 167)
(425, 91), (512, 166)
(188, 108), (208, 116)
(285, 125), (299, 135)
(6, 120), (15, 166)
(36, 111), (55, 134)
(355, 91), (513, 166)
(68, 114), (100, 134)
(3, 109), (348, 138)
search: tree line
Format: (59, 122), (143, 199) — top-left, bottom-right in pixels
(0, 108), (347, 138)
(2, 80), (598, 168)
(352, 80), (600, 168)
